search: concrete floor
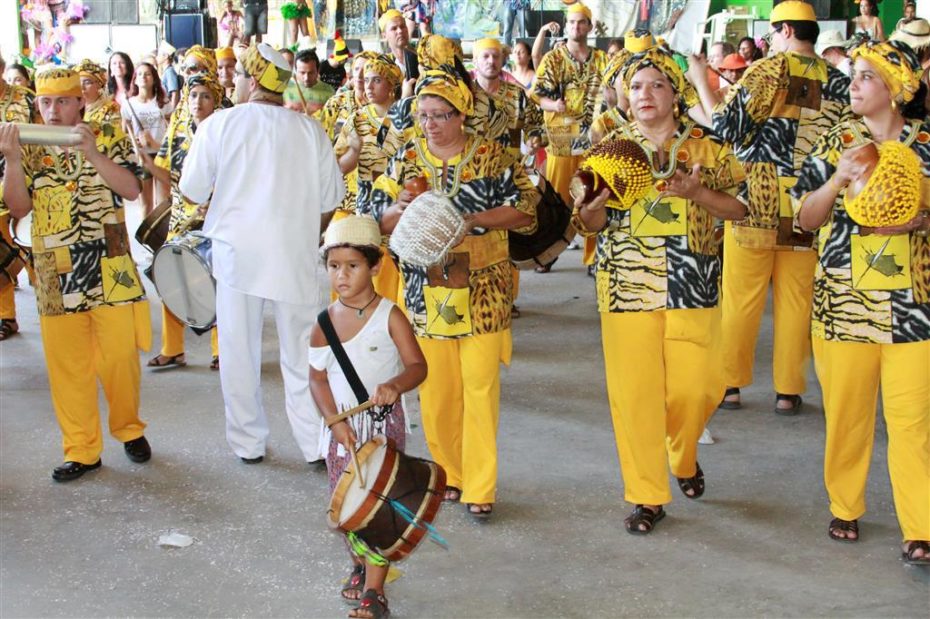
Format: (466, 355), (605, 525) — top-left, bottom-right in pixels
(1, 202), (927, 618)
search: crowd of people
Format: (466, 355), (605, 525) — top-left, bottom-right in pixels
(2, 1), (930, 617)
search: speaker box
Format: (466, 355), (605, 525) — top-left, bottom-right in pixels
(81, 0), (139, 24)
(165, 13), (205, 49)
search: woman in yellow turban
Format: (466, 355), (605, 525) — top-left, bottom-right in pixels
(793, 40), (930, 564)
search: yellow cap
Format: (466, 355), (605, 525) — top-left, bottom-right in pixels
(473, 38), (503, 55)
(36, 67), (82, 97)
(215, 47), (236, 62)
(770, 1), (817, 23)
(242, 43), (292, 94)
(566, 2), (592, 20)
(379, 9), (404, 32)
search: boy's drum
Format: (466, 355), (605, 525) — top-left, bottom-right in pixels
(152, 231), (216, 330)
(328, 435), (446, 562)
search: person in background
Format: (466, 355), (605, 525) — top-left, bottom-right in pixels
(379, 9), (418, 87)
(107, 51), (134, 108)
(215, 47), (238, 100)
(320, 31), (351, 90)
(510, 40), (535, 90)
(219, 0), (245, 48)
(4, 63), (33, 91)
(158, 40), (181, 110)
(706, 41), (735, 91)
(77, 59), (120, 126)
(738, 36), (758, 65)
(281, 0), (312, 47)
(504, 0), (531, 46)
(897, 1), (917, 30)
(715, 52), (748, 100)
(242, 0), (268, 45)
(284, 49), (335, 114)
(121, 62), (172, 216)
(816, 30), (852, 76)
(852, 0), (886, 42)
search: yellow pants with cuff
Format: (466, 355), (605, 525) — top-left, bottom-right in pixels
(721, 222), (816, 394)
(814, 337), (930, 541)
(160, 305), (219, 357)
(601, 308), (723, 506)
(416, 329), (511, 505)
(39, 302), (151, 464)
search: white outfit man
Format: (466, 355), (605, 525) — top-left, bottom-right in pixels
(180, 44), (344, 464)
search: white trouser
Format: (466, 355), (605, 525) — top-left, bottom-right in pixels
(216, 280), (323, 461)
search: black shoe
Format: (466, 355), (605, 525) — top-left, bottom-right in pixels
(52, 460), (102, 482)
(307, 458), (326, 471)
(587, 264), (596, 278)
(124, 436), (152, 463)
(241, 455), (264, 464)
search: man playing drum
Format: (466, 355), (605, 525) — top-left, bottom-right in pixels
(0, 67), (153, 481)
(180, 44), (344, 466)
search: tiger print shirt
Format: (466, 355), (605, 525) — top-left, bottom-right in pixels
(470, 79), (546, 157)
(20, 121), (145, 316)
(790, 119), (930, 344)
(713, 52), (850, 249)
(589, 122), (746, 313)
(315, 86), (364, 143)
(0, 84), (37, 217)
(334, 104), (393, 211)
(369, 135), (539, 339)
(84, 96), (121, 127)
(532, 45), (609, 157)
(154, 116), (207, 236)
(591, 107), (628, 145)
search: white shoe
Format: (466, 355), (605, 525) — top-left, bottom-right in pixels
(698, 427), (715, 445)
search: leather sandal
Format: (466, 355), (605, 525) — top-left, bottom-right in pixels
(443, 486), (461, 503)
(902, 540), (930, 565)
(775, 393), (803, 416)
(677, 462), (705, 499)
(349, 589), (389, 618)
(210, 356), (220, 371)
(465, 503), (493, 521)
(718, 387), (741, 410)
(147, 353), (186, 369)
(828, 518), (859, 543)
(624, 504), (665, 535)
(341, 563), (365, 604)
(0, 319), (19, 341)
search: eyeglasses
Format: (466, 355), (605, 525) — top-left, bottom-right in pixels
(762, 24), (783, 45)
(416, 111), (457, 124)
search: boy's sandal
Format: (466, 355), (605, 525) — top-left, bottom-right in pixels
(340, 564), (366, 604)
(465, 503), (493, 521)
(775, 393), (803, 416)
(0, 319), (19, 341)
(901, 540), (930, 565)
(718, 387), (741, 410)
(677, 462), (705, 499)
(828, 517), (859, 543)
(624, 504), (665, 536)
(210, 356), (220, 371)
(147, 353), (187, 368)
(349, 589), (390, 619)
(443, 486), (461, 502)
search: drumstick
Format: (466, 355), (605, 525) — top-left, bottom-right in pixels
(324, 399), (374, 427)
(349, 443), (365, 488)
(293, 79), (312, 116)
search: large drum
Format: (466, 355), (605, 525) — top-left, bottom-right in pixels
(510, 175), (575, 270)
(135, 199), (173, 254)
(152, 231), (216, 330)
(9, 212), (32, 252)
(328, 436), (446, 562)
(389, 191), (466, 268)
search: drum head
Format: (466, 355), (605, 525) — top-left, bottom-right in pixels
(338, 438), (389, 522)
(152, 234), (216, 329)
(11, 212), (32, 249)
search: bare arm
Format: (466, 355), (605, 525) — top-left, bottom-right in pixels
(797, 148), (866, 231)
(309, 321), (358, 450)
(0, 124), (32, 218)
(532, 22), (557, 69)
(370, 306), (427, 405)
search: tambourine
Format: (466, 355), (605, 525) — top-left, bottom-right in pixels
(569, 138), (653, 209)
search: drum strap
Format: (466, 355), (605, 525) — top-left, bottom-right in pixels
(317, 309), (370, 405)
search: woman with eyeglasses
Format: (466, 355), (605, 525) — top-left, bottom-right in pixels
(792, 40), (929, 565)
(573, 47), (747, 535)
(369, 70), (539, 521)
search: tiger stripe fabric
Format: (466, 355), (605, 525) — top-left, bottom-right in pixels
(154, 114), (208, 237)
(791, 118), (930, 344)
(334, 103), (393, 211)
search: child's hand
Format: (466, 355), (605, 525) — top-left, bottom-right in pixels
(331, 420), (357, 452)
(371, 382), (400, 406)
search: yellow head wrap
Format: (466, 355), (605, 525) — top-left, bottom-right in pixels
(365, 53), (404, 86)
(186, 72), (225, 108)
(75, 59), (107, 86)
(35, 67), (82, 97)
(850, 40), (923, 104)
(603, 49), (632, 87)
(473, 38), (503, 55)
(566, 2), (592, 21)
(415, 69), (474, 115)
(417, 34), (459, 70)
(624, 29), (656, 54)
(379, 9), (404, 32)
(184, 45), (218, 75)
(770, 0), (817, 23)
(215, 47), (236, 62)
(622, 47), (699, 112)
(242, 43), (292, 94)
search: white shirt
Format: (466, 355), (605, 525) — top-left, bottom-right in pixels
(180, 103), (344, 305)
(120, 96), (171, 154)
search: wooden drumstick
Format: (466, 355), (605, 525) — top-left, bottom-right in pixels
(349, 442), (365, 489)
(324, 400), (373, 427)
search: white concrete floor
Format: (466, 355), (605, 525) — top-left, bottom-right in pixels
(1, 201), (927, 617)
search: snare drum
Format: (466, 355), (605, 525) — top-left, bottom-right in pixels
(135, 199), (172, 254)
(152, 231), (216, 329)
(509, 175), (575, 270)
(328, 436), (446, 562)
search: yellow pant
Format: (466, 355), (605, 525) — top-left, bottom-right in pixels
(814, 337), (930, 541)
(374, 249), (401, 305)
(545, 153), (594, 265)
(416, 330), (511, 504)
(721, 222), (816, 394)
(39, 303), (151, 464)
(160, 305), (219, 357)
(601, 308), (724, 505)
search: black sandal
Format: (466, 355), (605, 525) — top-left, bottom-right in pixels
(624, 504), (665, 535)
(210, 356), (220, 371)
(0, 318), (19, 341)
(775, 393), (803, 416)
(443, 486), (461, 503)
(349, 589), (390, 618)
(902, 540), (930, 565)
(827, 517), (859, 543)
(718, 387), (741, 410)
(677, 462), (705, 499)
(465, 503), (493, 521)
(340, 563), (365, 604)
(147, 353), (187, 369)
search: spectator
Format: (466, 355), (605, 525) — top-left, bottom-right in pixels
(284, 49), (335, 113)
(157, 40), (181, 109)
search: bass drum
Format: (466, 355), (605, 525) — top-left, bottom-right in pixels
(509, 174), (575, 270)
(135, 199), (173, 254)
(152, 231), (216, 330)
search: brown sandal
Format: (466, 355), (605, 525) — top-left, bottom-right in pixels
(147, 353), (186, 369)
(341, 563), (365, 604)
(624, 505), (666, 535)
(828, 517), (859, 543)
(349, 589), (389, 618)
(902, 540), (930, 565)
(210, 356), (220, 371)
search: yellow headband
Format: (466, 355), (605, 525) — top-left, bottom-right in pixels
(623, 48), (698, 111)
(75, 59), (107, 86)
(850, 41), (923, 104)
(624, 30), (656, 54)
(185, 45), (218, 75)
(566, 2), (592, 21)
(36, 68), (82, 97)
(215, 47), (236, 62)
(365, 54), (404, 86)
(379, 9), (404, 32)
(417, 34), (459, 70)
(770, 0), (817, 23)
(473, 38), (503, 55)
(242, 43), (291, 94)
(416, 69), (474, 115)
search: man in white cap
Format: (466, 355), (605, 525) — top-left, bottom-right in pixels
(816, 30), (850, 76)
(157, 40), (181, 109)
(180, 43), (345, 466)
